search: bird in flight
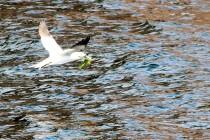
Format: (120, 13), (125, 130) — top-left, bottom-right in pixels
(31, 21), (90, 69)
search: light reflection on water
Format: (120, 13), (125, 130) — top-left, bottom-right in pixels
(0, 0), (210, 139)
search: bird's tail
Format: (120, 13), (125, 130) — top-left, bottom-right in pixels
(30, 58), (51, 69)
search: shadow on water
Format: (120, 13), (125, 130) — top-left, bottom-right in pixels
(0, 0), (210, 139)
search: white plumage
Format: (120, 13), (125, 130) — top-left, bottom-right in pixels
(31, 21), (87, 69)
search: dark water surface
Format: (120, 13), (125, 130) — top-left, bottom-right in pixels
(0, 0), (210, 139)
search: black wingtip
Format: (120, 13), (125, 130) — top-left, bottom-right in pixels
(72, 36), (90, 48)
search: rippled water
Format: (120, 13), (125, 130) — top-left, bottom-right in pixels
(0, 0), (210, 139)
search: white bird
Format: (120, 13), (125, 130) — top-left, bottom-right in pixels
(31, 21), (90, 69)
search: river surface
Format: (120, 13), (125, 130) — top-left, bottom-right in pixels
(0, 0), (210, 139)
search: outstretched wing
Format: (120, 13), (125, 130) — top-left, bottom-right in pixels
(39, 21), (63, 57)
(71, 36), (90, 51)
